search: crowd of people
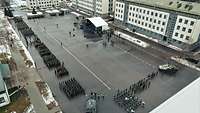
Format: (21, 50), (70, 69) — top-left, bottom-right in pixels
(113, 71), (158, 113)
(113, 89), (144, 113)
(59, 78), (85, 99)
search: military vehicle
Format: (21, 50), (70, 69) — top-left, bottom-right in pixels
(86, 98), (96, 113)
(158, 64), (178, 73)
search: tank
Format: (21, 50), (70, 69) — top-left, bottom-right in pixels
(86, 98), (96, 113)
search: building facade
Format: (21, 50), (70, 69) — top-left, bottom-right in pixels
(26, 0), (62, 9)
(114, 0), (200, 51)
(71, 0), (114, 15)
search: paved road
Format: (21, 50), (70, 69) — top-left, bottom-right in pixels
(21, 13), (200, 113)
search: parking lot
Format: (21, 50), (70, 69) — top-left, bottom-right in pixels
(17, 12), (200, 113)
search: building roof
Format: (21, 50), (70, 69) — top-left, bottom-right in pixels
(87, 17), (108, 28)
(150, 76), (200, 113)
(127, 0), (200, 16)
(0, 64), (10, 78)
(0, 72), (5, 92)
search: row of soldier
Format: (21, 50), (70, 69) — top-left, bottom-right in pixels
(129, 71), (158, 94)
(113, 89), (144, 113)
(59, 78), (85, 99)
(34, 37), (61, 69)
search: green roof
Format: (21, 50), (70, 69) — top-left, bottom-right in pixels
(0, 64), (10, 78)
(0, 72), (5, 92)
(127, 0), (200, 16)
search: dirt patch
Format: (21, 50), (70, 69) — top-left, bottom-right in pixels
(19, 49), (33, 67)
(0, 88), (31, 113)
(35, 81), (57, 110)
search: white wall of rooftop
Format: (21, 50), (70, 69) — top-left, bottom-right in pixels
(26, 0), (61, 9)
(72, 0), (114, 15)
(114, 0), (200, 50)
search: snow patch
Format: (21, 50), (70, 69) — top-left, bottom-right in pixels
(171, 56), (200, 71)
(114, 31), (150, 48)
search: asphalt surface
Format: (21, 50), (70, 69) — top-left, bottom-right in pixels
(14, 12), (200, 113)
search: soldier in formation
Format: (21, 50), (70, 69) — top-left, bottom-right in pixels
(59, 78), (85, 99)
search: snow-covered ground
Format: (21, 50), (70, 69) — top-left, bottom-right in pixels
(40, 83), (59, 109)
(24, 104), (36, 113)
(4, 13), (35, 68)
(171, 56), (200, 72)
(10, 0), (27, 7)
(71, 12), (82, 17)
(124, 28), (183, 51)
(114, 31), (150, 48)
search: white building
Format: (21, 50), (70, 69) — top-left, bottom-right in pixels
(26, 0), (62, 9)
(114, 0), (200, 51)
(71, 0), (114, 15)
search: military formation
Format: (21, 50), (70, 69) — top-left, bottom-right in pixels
(129, 71), (158, 94)
(113, 89), (144, 113)
(13, 17), (35, 45)
(113, 71), (158, 113)
(59, 78), (85, 99)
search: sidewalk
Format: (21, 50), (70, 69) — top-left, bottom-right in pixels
(11, 47), (61, 113)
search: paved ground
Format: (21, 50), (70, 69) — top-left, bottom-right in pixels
(14, 12), (200, 113)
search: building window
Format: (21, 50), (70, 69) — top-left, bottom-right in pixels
(158, 20), (161, 24)
(184, 20), (188, 24)
(159, 14), (162, 18)
(142, 22), (144, 25)
(0, 97), (5, 104)
(175, 32), (178, 37)
(153, 25), (155, 29)
(190, 21), (194, 26)
(156, 27), (159, 30)
(162, 22), (165, 26)
(145, 23), (147, 26)
(150, 18), (152, 22)
(151, 12), (154, 16)
(132, 13), (134, 16)
(142, 16), (145, 20)
(185, 36), (190, 40)
(146, 17), (148, 21)
(179, 18), (183, 23)
(147, 11), (149, 15)
(154, 19), (156, 23)
(180, 34), (184, 38)
(182, 27), (186, 32)
(161, 28), (164, 32)
(129, 12), (131, 16)
(177, 26), (180, 30)
(143, 10), (146, 13)
(130, 7), (132, 10)
(164, 15), (167, 19)
(149, 24), (151, 28)
(188, 29), (192, 33)
(155, 13), (158, 17)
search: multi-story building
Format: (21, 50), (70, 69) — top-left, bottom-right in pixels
(114, 0), (200, 51)
(71, 0), (115, 15)
(26, 0), (62, 9)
